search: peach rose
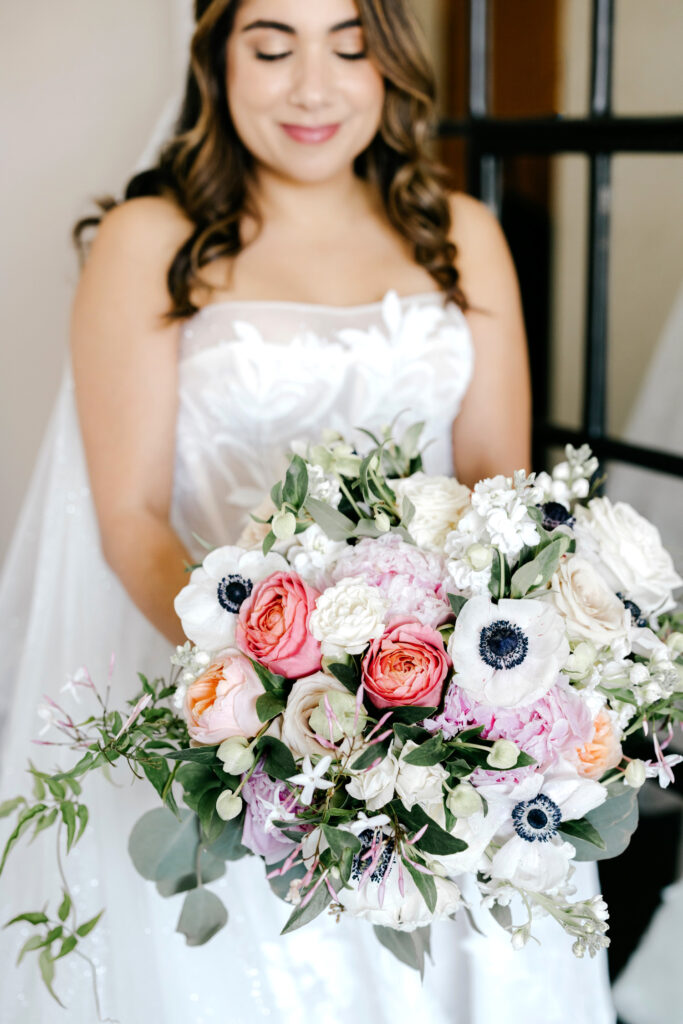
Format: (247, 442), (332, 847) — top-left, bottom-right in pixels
(184, 650), (263, 745)
(576, 710), (623, 780)
(362, 618), (450, 709)
(236, 571), (322, 678)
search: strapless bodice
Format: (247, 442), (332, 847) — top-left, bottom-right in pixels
(170, 290), (474, 560)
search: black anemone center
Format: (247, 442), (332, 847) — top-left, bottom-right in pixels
(616, 592), (648, 628)
(216, 574), (252, 614)
(540, 501), (575, 531)
(350, 828), (395, 884)
(512, 794), (562, 843)
(527, 808), (548, 829)
(479, 620), (529, 670)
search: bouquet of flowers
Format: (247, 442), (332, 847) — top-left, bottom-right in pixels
(2, 419), (682, 1000)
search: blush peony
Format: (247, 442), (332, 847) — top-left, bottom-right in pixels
(184, 650), (263, 745)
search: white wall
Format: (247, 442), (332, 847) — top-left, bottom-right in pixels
(0, 0), (192, 563)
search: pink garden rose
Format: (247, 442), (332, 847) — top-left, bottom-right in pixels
(236, 571), (322, 678)
(362, 618), (450, 709)
(184, 650), (263, 745)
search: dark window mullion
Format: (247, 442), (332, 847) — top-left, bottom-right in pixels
(467, 0), (501, 215)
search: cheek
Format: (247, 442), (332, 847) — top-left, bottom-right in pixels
(345, 67), (385, 121)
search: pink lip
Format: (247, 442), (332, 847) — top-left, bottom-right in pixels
(281, 123), (340, 144)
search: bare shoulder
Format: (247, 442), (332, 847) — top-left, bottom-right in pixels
(73, 196), (194, 329)
(447, 191), (518, 308)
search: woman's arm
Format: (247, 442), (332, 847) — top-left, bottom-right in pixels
(70, 196), (195, 645)
(449, 193), (532, 486)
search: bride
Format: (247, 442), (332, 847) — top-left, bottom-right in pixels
(0, 0), (616, 1020)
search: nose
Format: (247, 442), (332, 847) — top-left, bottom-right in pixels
(288, 46), (333, 111)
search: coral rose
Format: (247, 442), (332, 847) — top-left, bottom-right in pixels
(576, 710), (623, 780)
(362, 618), (450, 709)
(184, 650), (263, 745)
(236, 571), (322, 678)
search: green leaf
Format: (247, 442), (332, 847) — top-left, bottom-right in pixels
(403, 858), (437, 913)
(401, 734), (448, 767)
(128, 807), (201, 882)
(267, 856), (309, 901)
(60, 802), (77, 853)
(401, 495), (416, 528)
(389, 706), (437, 726)
(250, 660), (287, 696)
(391, 801), (467, 856)
(176, 888), (228, 947)
(75, 805), (89, 844)
(489, 902), (513, 931)
(558, 817), (606, 850)
(4, 911), (49, 927)
(17, 934), (49, 964)
(206, 817), (250, 863)
(54, 935), (78, 960)
(325, 661), (360, 694)
(262, 530), (277, 556)
(0, 796), (25, 818)
(304, 497), (356, 541)
(400, 421), (426, 460)
(448, 594), (468, 617)
(513, 751), (536, 769)
(281, 881), (332, 934)
(38, 949), (65, 1007)
(142, 755), (172, 803)
(57, 891), (71, 922)
(256, 736), (297, 782)
(561, 784), (638, 862)
(256, 692), (286, 723)
(510, 535), (569, 598)
(0, 804), (47, 874)
(76, 910), (104, 938)
(45, 777), (66, 801)
(488, 549), (510, 601)
(65, 776), (82, 797)
(321, 825), (361, 858)
(282, 454), (309, 510)
(270, 481), (284, 508)
(155, 848), (227, 897)
(373, 924), (432, 977)
(349, 740), (390, 771)
(197, 788), (225, 845)
(165, 747), (220, 765)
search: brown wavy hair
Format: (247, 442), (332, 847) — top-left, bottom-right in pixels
(74, 0), (466, 318)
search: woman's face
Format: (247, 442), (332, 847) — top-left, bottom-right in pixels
(226, 0), (385, 185)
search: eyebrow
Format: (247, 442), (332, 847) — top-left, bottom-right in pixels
(241, 18), (362, 35)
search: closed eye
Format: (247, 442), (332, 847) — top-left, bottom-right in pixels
(256, 51), (292, 61)
(336, 51), (366, 61)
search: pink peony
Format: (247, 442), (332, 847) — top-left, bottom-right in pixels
(184, 650), (263, 745)
(362, 618), (450, 709)
(236, 572), (322, 678)
(333, 534), (451, 628)
(241, 765), (302, 863)
(427, 677), (593, 774)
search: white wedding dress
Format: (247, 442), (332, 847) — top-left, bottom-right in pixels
(0, 291), (616, 1023)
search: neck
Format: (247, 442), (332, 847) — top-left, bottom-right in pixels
(248, 164), (379, 233)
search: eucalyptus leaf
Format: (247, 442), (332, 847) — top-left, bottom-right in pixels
(206, 817), (250, 862)
(282, 455), (309, 510)
(176, 888), (228, 947)
(489, 902), (513, 931)
(128, 807), (200, 882)
(558, 817), (606, 851)
(561, 784), (637, 862)
(304, 497), (356, 541)
(267, 857), (308, 901)
(373, 924), (432, 977)
(155, 848), (226, 897)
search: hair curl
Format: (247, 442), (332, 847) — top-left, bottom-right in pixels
(74, 0), (466, 318)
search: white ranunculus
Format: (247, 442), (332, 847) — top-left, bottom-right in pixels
(345, 751), (399, 811)
(285, 524), (348, 591)
(174, 546), (288, 653)
(574, 497), (682, 616)
(391, 473), (471, 553)
(395, 741), (449, 821)
(448, 596), (570, 708)
(280, 673), (351, 759)
(309, 578), (388, 658)
(545, 555), (631, 654)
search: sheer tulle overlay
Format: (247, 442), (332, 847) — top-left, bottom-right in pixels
(0, 292), (615, 1022)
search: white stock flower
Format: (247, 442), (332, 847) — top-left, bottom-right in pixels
(448, 596), (570, 708)
(281, 673), (351, 758)
(345, 751), (399, 811)
(444, 530), (493, 598)
(390, 472), (470, 553)
(174, 546), (288, 652)
(545, 556), (631, 654)
(457, 473), (542, 560)
(574, 497), (682, 616)
(395, 741), (449, 820)
(306, 463), (342, 508)
(309, 578), (388, 658)
(285, 524), (348, 591)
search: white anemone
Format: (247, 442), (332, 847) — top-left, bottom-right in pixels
(174, 545), (288, 653)
(448, 596), (570, 708)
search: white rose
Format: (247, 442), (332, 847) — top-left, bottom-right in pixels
(345, 751), (399, 811)
(574, 497), (682, 616)
(280, 673), (350, 758)
(545, 556), (631, 653)
(395, 741), (449, 821)
(309, 578), (388, 657)
(391, 473), (471, 553)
